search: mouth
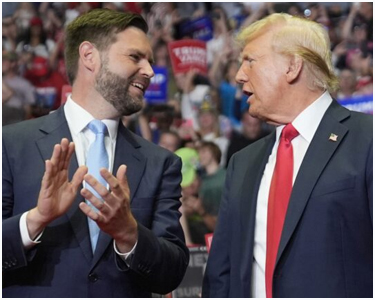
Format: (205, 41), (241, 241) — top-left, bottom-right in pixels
(243, 90), (253, 99)
(130, 81), (148, 94)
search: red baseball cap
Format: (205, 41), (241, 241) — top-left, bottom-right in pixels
(30, 56), (49, 77)
(30, 16), (43, 27)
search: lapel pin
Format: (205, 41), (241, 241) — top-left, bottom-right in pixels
(329, 133), (338, 142)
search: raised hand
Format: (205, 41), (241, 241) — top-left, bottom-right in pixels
(27, 138), (87, 239)
(79, 165), (138, 253)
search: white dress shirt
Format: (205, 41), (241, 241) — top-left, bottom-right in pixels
(251, 91), (333, 297)
(20, 96), (136, 260)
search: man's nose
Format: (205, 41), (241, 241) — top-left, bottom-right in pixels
(140, 59), (154, 78)
(235, 63), (248, 84)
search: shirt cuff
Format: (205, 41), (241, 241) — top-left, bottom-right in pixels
(113, 240), (137, 266)
(20, 211), (43, 250)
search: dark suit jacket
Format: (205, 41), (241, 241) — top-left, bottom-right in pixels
(2, 107), (189, 297)
(202, 101), (373, 298)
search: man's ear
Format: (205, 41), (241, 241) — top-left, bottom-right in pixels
(286, 55), (303, 83)
(78, 41), (99, 74)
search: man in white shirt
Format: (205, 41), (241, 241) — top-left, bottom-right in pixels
(3, 9), (188, 298)
(203, 13), (372, 298)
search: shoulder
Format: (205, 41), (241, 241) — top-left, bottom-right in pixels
(3, 116), (47, 141)
(333, 106), (373, 143)
(126, 129), (181, 163)
(345, 110), (372, 129)
(226, 132), (274, 175)
(3, 109), (65, 144)
(232, 132), (274, 160)
(329, 100), (372, 135)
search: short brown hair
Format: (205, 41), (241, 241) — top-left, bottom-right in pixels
(64, 8), (148, 84)
(199, 141), (222, 164)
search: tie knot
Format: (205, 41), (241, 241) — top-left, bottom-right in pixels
(281, 123), (299, 142)
(88, 120), (108, 135)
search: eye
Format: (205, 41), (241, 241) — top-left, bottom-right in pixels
(129, 54), (141, 62)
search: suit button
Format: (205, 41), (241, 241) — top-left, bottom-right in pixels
(88, 273), (99, 282)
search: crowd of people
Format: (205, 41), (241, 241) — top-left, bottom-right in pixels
(2, 2), (373, 245)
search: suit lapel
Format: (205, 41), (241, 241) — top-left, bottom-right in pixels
(91, 122), (146, 268)
(36, 108), (93, 263)
(276, 101), (350, 264)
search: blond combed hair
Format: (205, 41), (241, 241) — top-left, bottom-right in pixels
(237, 13), (338, 93)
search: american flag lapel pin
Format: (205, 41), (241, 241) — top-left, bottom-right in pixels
(329, 133), (338, 142)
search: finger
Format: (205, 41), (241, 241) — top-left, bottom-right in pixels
(70, 165), (87, 191)
(80, 188), (109, 214)
(58, 138), (70, 170)
(40, 160), (53, 192)
(79, 202), (100, 222)
(84, 174), (111, 201)
(63, 142), (75, 170)
(116, 165), (129, 192)
(100, 168), (123, 196)
(113, 165), (130, 200)
(49, 144), (62, 167)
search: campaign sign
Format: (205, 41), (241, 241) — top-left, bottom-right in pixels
(338, 94), (373, 114)
(168, 40), (207, 76)
(144, 66), (168, 104)
(179, 16), (213, 41)
(172, 246), (208, 298)
(35, 87), (57, 108)
(205, 233), (214, 254)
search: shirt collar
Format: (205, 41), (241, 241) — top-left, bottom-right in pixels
(276, 91), (333, 143)
(64, 95), (119, 141)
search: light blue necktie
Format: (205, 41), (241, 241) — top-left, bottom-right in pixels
(86, 120), (109, 253)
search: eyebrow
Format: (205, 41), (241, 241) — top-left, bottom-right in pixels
(128, 48), (155, 65)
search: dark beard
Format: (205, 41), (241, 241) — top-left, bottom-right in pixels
(94, 58), (143, 116)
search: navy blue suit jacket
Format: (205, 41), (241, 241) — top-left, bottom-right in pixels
(2, 107), (189, 297)
(202, 101), (373, 297)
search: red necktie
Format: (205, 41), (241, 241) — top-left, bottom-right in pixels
(266, 123), (299, 298)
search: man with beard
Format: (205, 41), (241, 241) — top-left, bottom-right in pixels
(3, 9), (189, 298)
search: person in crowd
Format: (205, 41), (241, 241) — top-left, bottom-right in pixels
(197, 101), (229, 167)
(159, 130), (182, 153)
(13, 3), (37, 33)
(206, 6), (231, 66)
(136, 104), (176, 144)
(2, 81), (25, 126)
(176, 69), (211, 131)
(209, 44), (248, 127)
(226, 111), (270, 166)
(2, 51), (36, 122)
(203, 13), (372, 298)
(152, 39), (179, 100)
(175, 147), (209, 246)
(2, 15), (18, 52)
(3, 9), (188, 298)
(196, 141), (226, 231)
(16, 16), (56, 60)
(23, 55), (68, 111)
(336, 68), (357, 99)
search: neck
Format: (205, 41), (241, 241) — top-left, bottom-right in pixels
(30, 36), (41, 45)
(205, 162), (219, 175)
(201, 127), (215, 136)
(71, 81), (119, 120)
(269, 88), (325, 126)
